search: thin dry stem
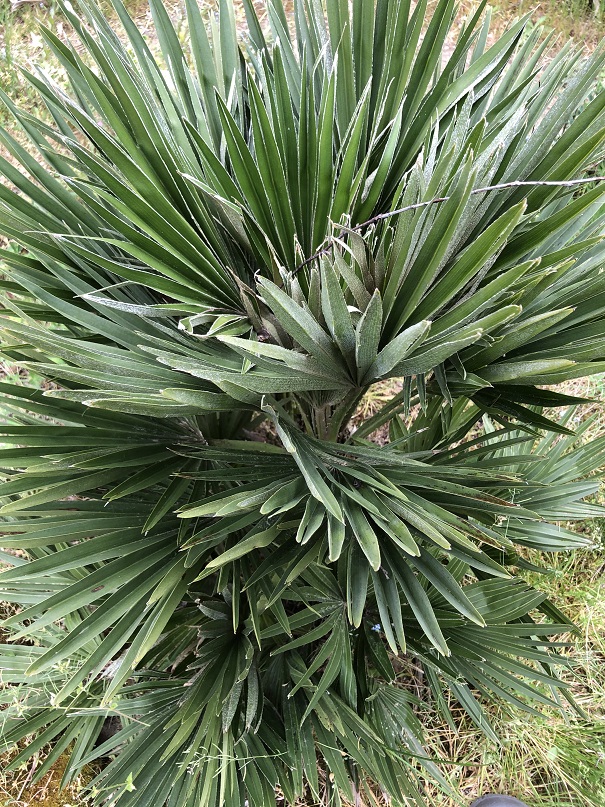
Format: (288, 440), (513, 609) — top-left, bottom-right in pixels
(296, 176), (605, 271)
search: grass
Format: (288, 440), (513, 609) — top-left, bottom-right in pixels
(0, 751), (96, 807)
(420, 377), (605, 806)
(0, 0), (199, 136)
(422, 545), (605, 806)
(0, 2), (50, 127)
(464, 0), (605, 49)
(359, 378), (605, 806)
(0, 1), (604, 805)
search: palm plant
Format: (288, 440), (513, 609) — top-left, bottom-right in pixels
(1, 0), (605, 804)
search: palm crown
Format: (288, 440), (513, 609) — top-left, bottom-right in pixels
(1, 0), (605, 805)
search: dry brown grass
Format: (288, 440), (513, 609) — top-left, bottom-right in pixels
(0, 749), (97, 807)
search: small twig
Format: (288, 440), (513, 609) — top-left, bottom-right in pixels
(295, 175), (605, 271)
(592, 560), (605, 580)
(410, 657), (426, 705)
(16, 751), (38, 802)
(10, 0), (47, 8)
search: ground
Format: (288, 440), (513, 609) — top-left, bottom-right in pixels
(0, 1), (604, 806)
